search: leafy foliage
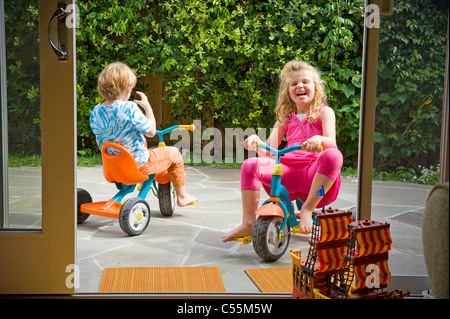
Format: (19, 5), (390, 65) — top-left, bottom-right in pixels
(76, 0), (365, 167)
(76, 0), (161, 151)
(4, 0), (446, 176)
(3, 0), (40, 153)
(375, 0), (447, 171)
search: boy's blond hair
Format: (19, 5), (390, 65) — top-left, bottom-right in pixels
(275, 60), (327, 124)
(97, 62), (137, 100)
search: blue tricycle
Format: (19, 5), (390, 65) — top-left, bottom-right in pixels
(235, 142), (322, 261)
(77, 124), (195, 236)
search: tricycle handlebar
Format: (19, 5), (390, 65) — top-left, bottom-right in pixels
(156, 124), (195, 136)
(155, 124), (196, 144)
(254, 142), (323, 157)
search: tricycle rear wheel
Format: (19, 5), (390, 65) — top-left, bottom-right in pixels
(252, 216), (290, 261)
(158, 182), (176, 216)
(77, 188), (92, 224)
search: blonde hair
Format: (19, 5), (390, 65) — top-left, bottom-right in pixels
(275, 60), (327, 124)
(97, 62), (137, 100)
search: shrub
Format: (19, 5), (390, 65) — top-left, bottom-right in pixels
(76, 0), (365, 167)
(6, 0), (446, 177)
(375, 0), (447, 172)
(3, 0), (40, 154)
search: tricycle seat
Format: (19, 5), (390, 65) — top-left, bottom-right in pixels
(101, 142), (149, 185)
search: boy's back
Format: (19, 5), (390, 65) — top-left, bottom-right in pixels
(90, 100), (152, 167)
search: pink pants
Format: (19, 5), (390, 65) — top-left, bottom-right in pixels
(241, 148), (343, 204)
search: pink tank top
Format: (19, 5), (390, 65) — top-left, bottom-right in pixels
(278, 105), (342, 206)
(280, 106), (325, 165)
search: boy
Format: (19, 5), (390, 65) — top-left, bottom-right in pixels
(90, 62), (197, 207)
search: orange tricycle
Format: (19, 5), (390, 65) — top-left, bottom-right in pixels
(77, 124), (195, 236)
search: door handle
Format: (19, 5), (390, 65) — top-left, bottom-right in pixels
(48, 2), (68, 61)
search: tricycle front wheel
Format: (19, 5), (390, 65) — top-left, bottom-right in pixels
(252, 216), (290, 262)
(119, 198), (151, 236)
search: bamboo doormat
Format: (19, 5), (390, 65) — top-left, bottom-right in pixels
(244, 267), (292, 293)
(99, 267), (226, 293)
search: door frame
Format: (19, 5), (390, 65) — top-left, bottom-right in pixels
(1, 0), (448, 297)
(0, 0), (76, 294)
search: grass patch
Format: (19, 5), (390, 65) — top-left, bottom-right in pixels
(8, 153), (42, 167)
(8, 153), (103, 167)
(185, 160), (242, 169)
(77, 153), (103, 167)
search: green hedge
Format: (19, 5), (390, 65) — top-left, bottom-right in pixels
(5, 0), (446, 173)
(76, 0), (365, 167)
(375, 0), (447, 171)
(4, 0), (40, 154)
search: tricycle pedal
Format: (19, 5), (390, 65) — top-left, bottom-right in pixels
(234, 236), (252, 244)
(292, 225), (311, 235)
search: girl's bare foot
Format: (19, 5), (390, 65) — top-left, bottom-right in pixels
(299, 208), (313, 233)
(222, 223), (253, 242)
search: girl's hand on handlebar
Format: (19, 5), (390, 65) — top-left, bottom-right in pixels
(244, 135), (262, 151)
(302, 136), (323, 152)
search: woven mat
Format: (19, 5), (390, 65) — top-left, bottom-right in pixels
(99, 266), (226, 293)
(244, 267), (292, 293)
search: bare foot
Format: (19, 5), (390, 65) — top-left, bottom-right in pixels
(222, 223), (253, 242)
(299, 208), (313, 233)
(176, 193), (198, 207)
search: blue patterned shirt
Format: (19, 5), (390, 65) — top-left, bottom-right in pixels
(90, 101), (153, 166)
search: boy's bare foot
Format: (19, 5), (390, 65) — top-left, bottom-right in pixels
(176, 193), (197, 207)
(299, 208), (313, 233)
(222, 223), (253, 242)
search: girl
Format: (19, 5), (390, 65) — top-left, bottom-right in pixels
(222, 60), (343, 241)
(90, 62), (197, 207)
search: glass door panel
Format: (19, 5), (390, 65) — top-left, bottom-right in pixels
(1, 0), (42, 230)
(375, 1), (447, 185)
